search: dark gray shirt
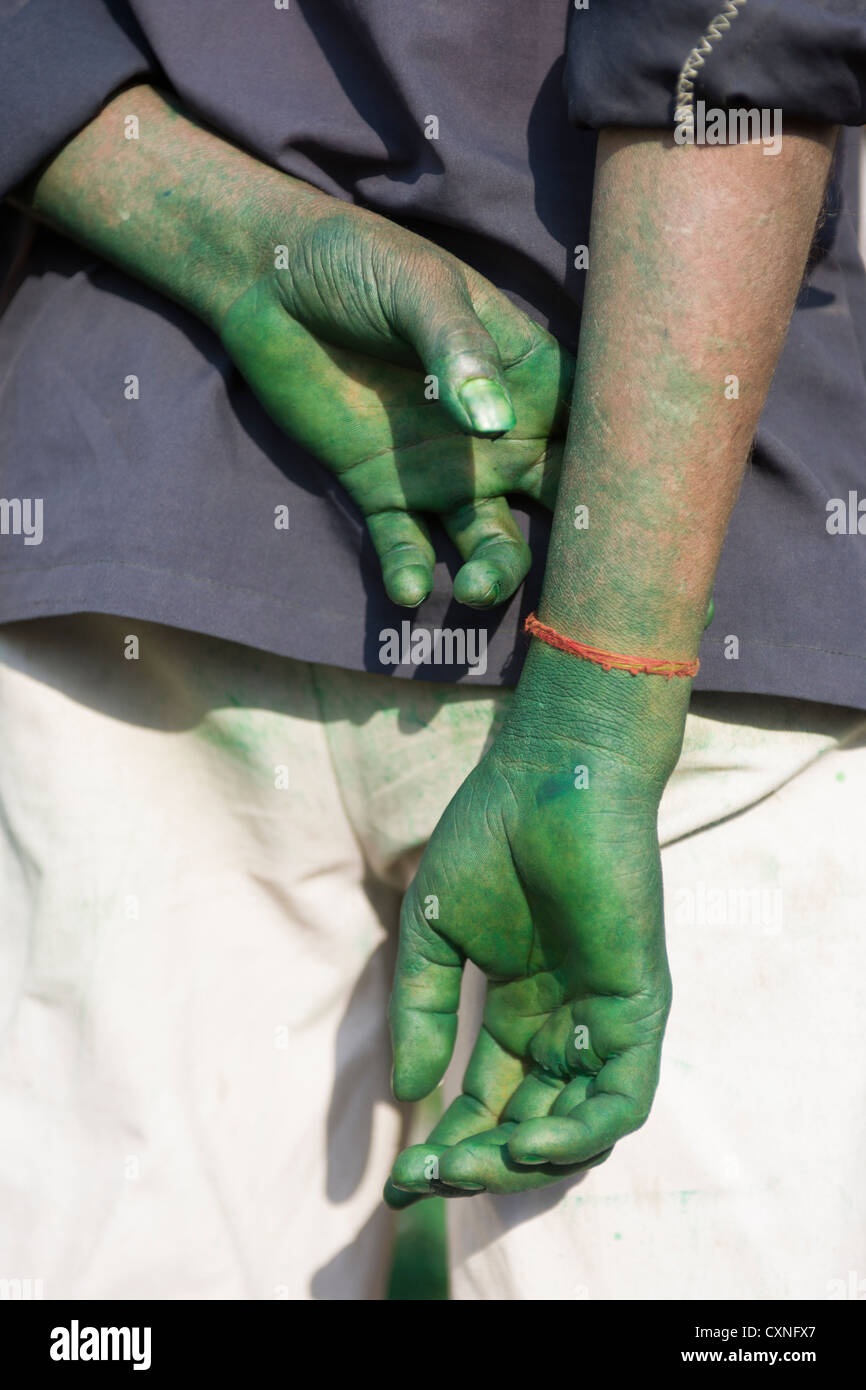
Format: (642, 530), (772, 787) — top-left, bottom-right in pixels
(2, 0), (866, 704)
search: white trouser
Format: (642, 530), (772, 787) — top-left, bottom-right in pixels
(0, 615), (863, 1300)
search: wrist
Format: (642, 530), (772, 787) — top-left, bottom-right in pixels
(24, 84), (331, 336)
(500, 638), (690, 788)
(540, 509), (712, 662)
(182, 170), (335, 335)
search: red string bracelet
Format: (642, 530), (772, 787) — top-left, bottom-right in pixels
(524, 613), (699, 679)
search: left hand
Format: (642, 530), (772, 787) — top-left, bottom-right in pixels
(21, 83), (573, 611)
(220, 261), (572, 609)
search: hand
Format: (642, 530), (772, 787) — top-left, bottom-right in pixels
(21, 84), (572, 609)
(385, 653), (686, 1203)
(219, 210), (572, 608)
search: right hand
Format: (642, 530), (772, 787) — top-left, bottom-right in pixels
(218, 203), (573, 607)
(384, 646), (690, 1204)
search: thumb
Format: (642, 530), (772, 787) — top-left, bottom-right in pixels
(395, 268), (516, 437)
(389, 889), (464, 1101)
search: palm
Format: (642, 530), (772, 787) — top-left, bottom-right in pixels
(386, 742), (671, 1199)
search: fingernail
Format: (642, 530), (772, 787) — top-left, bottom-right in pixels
(383, 1181), (424, 1210)
(439, 1179), (485, 1191)
(458, 379), (516, 435)
(474, 581), (500, 608)
(390, 565), (430, 608)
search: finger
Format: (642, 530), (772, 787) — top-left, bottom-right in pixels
(437, 1122), (612, 1196)
(397, 270), (516, 436)
(550, 1074), (593, 1115)
(366, 510), (435, 608)
(501, 1066), (569, 1123)
(386, 1025), (525, 1204)
(507, 1048), (660, 1166)
(383, 1176), (430, 1211)
(467, 276), (575, 443)
(434, 1026), (525, 1143)
(385, 1146), (465, 1209)
(389, 889), (464, 1103)
(442, 497), (531, 609)
(513, 440), (564, 511)
(528, 1003), (606, 1080)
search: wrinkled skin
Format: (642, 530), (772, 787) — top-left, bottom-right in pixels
(219, 213), (573, 608)
(385, 674), (678, 1205)
(22, 85), (572, 610)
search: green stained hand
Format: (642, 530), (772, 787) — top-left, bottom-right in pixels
(218, 220), (572, 608)
(385, 652), (685, 1204)
(20, 85), (572, 610)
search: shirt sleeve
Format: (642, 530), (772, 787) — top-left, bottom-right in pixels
(565, 0), (866, 129)
(0, 0), (158, 197)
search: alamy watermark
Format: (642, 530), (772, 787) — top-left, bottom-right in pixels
(826, 491), (866, 535)
(675, 102), (782, 157)
(0, 497), (42, 545)
(50, 1321), (151, 1371)
(379, 620), (487, 676)
(674, 881), (783, 934)
(0, 1276), (44, 1299)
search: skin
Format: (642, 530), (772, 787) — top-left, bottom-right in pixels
(11, 82), (837, 1208)
(386, 123), (837, 1204)
(13, 85), (573, 609)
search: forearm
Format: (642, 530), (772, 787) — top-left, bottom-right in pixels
(511, 123), (837, 771)
(9, 84), (324, 331)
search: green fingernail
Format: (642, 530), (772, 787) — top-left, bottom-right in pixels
(457, 379), (516, 435)
(704, 596), (715, 629)
(390, 565), (430, 608)
(440, 1180), (485, 1191)
(475, 581), (500, 608)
